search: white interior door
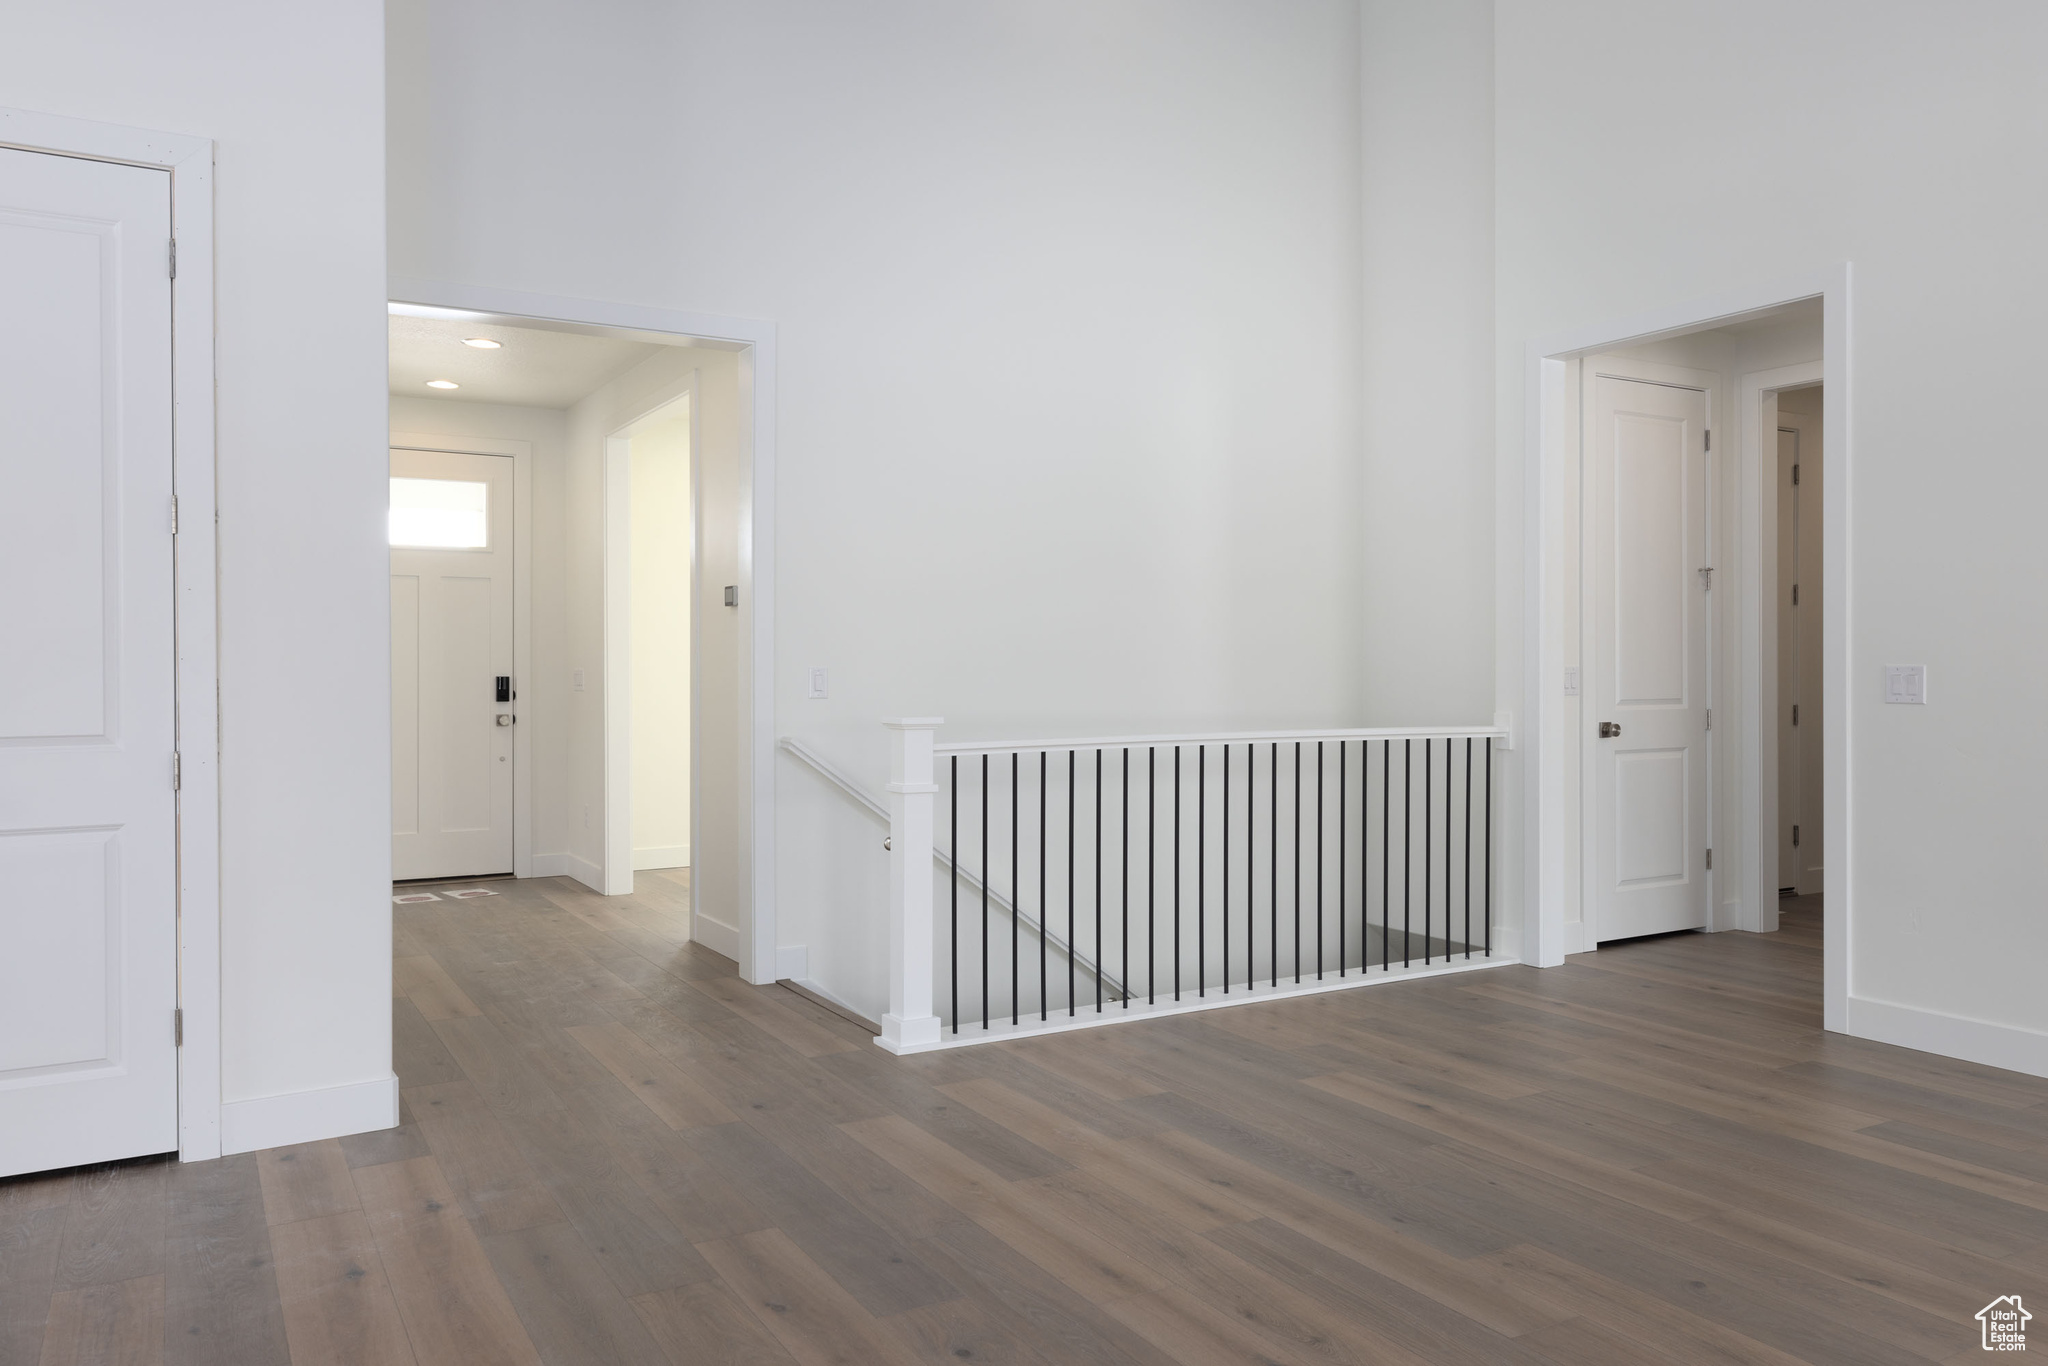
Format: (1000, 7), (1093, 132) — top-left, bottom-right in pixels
(1589, 372), (1712, 941)
(1777, 395), (1824, 897)
(0, 148), (178, 1176)
(390, 448), (514, 880)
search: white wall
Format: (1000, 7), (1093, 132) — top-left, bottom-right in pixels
(1358, 0), (1496, 725)
(562, 348), (739, 936)
(5, 1), (392, 1141)
(629, 408), (693, 870)
(1495, 2), (2048, 1069)
(390, 0), (1370, 1011)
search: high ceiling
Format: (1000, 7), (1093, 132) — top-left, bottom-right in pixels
(388, 312), (667, 408)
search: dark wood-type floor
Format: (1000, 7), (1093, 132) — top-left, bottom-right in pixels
(6, 884), (2044, 1364)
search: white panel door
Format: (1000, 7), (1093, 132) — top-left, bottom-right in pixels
(0, 148), (177, 1176)
(390, 448), (514, 880)
(1589, 374), (1711, 941)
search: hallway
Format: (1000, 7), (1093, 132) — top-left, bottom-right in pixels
(4, 882), (2044, 1364)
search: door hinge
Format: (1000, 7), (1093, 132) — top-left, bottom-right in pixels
(168, 238), (177, 279)
(173, 752), (181, 791)
(1698, 567), (1713, 591)
(170, 495), (178, 535)
(1792, 463), (1801, 486)
(1705, 708), (1712, 731)
(1792, 583), (1799, 606)
(174, 1008), (183, 1046)
(1703, 429), (1711, 452)
(1792, 824), (1801, 848)
(1792, 703), (1799, 726)
(1705, 848), (1713, 871)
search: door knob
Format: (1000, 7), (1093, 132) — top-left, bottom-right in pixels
(496, 714), (515, 726)
(1599, 721), (1621, 738)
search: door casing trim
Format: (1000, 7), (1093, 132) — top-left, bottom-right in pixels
(0, 105), (224, 1160)
(387, 277), (780, 985)
(1519, 264), (1852, 1035)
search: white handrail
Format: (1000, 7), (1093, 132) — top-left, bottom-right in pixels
(932, 723), (1507, 757)
(778, 736), (1123, 998)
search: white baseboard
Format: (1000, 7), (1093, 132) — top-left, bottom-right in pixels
(694, 914), (739, 960)
(221, 1073), (399, 1155)
(786, 975), (879, 1032)
(1848, 995), (2048, 1080)
(559, 851), (604, 892)
(776, 944), (808, 980)
(633, 845), (690, 871)
(529, 852), (574, 877)
(1562, 921), (1587, 955)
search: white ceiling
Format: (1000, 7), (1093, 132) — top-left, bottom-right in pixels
(388, 313), (667, 408)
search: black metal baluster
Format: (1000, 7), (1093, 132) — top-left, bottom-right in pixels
(1424, 737), (1433, 966)
(1197, 744), (1207, 997)
(1173, 746), (1182, 1001)
(1359, 738), (1369, 971)
(1380, 739), (1390, 972)
(1121, 748), (1130, 1010)
(1315, 741), (1325, 979)
(1484, 737), (1493, 957)
(1270, 742), (1279, 988)
(1402, 738), (1411, 969)
(1040, 751), (1048, 1018)
(1011, 752), (1020, 1025)
(1095, 749), (1104, 1013)
(1243, 744), (1253, 992)
(1293, 742), (1302, 985)
(1338, 740), (1347, 977)
(982, 754), (991, 1029)
(950, 755), (959, 1033)
(1147, 747), (1156, 1005)
(1068, 750), (1076, 1016)
(1444, 736), (1453, 964)
(1221, 743), (1230, 995)
(1463, 737), (1473, 959)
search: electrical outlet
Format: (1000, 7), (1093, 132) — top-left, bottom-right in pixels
(573, 669), (585, 692)
(582, 805), (591, 829)
(807, 667), (829, 700)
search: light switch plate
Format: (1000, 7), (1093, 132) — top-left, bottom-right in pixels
(807, 667), (828, 700)
(1563, 666), (1581, 697)
(1884, 664), (1926, 705)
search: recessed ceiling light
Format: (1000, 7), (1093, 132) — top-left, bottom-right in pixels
(426, 379), (460, 389)
(461, 338), (501, 349)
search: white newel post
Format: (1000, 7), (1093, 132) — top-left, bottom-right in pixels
(878, 718), (945, 1053)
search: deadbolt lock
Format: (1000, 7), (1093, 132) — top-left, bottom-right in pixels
(1599, 721), (1622, 738)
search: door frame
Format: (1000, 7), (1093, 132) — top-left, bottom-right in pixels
(387, 277), (781, 985)
(0, 107), (224, 1158)
(1521, 264), (1852, 1033)
(389, 432), (534, 877)
(1575, 358), (1718, 951)
(1738, 360), (1824, 938)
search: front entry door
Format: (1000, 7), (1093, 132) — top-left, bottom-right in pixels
(390, 448), (514, 880)
(1589, 373), (1712, 942)
(0, 148), (179, 1175)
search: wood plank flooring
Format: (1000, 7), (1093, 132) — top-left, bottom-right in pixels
(7, 886), (2047, 1364)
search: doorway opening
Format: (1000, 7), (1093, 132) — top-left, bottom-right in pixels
(1526, 278), (1843, 1025)
(386, 301), (756, 969)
